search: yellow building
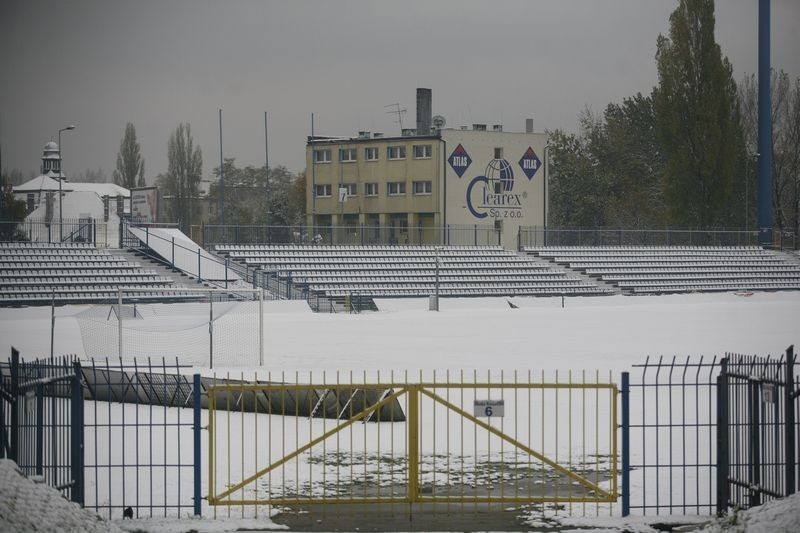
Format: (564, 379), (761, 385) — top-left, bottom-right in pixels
(306, 90), (548, 248)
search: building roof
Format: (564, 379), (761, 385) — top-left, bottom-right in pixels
(13, 175), (130, 197)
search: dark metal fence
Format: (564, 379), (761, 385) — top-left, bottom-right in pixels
(1, 350), (203, 519)
(519, 226), (799, 250)
(0, 217), (107, 246)
(200, 223), (501, 247)
(0, 349), (83, 504)
(717, 346), (799, 513)
(622, 356), (722, 516)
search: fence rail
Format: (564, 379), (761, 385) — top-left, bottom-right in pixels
(1, 218), (108, 246)
(519, 227), (799, 250)
(199, 224), (502, 247)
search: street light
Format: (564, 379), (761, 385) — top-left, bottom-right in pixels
(58, 125), (76, 242)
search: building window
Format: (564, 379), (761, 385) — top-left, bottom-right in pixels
(494, 147), (503, 159)
(339, 148), (357, 162)
(364, 183), (379, 196)
(365, 147), (379, 161)
(314, 184), (332, 197)
(412, 180), (432, 195)
(27, 194), (35, 213)
(387, 181), (406, 196)
(313, 149), (331, 163)
(413, 145), (432, 159)
(387, 146), (406, 160)
(340, 183), (357, 196)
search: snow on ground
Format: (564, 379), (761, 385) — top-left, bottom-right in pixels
(0, 459), (123, 533)
(1, 291), (796, 372)
(1, 291), (799, 531)
(695, 490), (800, 532)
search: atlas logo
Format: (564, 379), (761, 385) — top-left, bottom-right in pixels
(466, 159), (524, 219)
(448, 144), (472, 178)
(518, 147), (541, 180)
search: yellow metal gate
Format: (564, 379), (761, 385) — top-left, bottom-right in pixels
(207, 372), (618, 508)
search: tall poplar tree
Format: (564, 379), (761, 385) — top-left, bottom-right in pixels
(654, 0), (742, 228)
(113, 123), (145, 189)
(157, 123), (202, 230)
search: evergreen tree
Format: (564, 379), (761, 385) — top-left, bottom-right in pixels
(157, 123), (202, 230)
(654, 0), (743, 228)
(113, 123), (145, 189)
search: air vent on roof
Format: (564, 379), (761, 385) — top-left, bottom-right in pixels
(358, 131), (371, 139)
(492, 124), (503, 132)
(473, 124), (486, 131)
(373, 132), (384, 138)
(401, 128), (417, 137)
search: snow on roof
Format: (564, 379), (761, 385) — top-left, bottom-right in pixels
(13, 176), (130, 197)
(70, 182), (130, 197)
(13, 175), (63, 192)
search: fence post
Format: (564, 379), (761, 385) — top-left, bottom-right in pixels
(70, 360), (84, 506)
(259, 289), (264, 366)
(197, 248), (202, 284)
(224, 259), (229, 290)
(209, 291), (213, 369)
(621, 372), (630, 516)
(36, 382), (44, 476)
(118, 288), (123, 359)
(474, 224), (477, 246)
(785, 345), (796, 496)
(9, 348), (19, 462)
(716, 357), (729, 516)
(171, 237), (175, 270)
(748, 376), (761, 508)
(193, 373), (202, 516)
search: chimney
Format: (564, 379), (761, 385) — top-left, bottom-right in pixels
(416, 88), (432, 135)
(525, 118), (534, 133)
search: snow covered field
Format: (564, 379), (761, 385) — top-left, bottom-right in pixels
(1, 291), (799, 531)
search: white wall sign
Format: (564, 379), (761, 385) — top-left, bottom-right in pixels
(474, 399), (504, 418)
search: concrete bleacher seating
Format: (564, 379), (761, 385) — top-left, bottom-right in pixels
(525, 246), (800, 294)
(0, 242), (197, 306)
(216, 244), (613, 299)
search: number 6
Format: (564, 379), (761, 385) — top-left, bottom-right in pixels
(485, 406), (493, 416)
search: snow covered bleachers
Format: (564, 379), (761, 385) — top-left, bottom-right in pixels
(0, 242), (193, 305)
(216, 244), (613, 298)
(525, 246), (800, 294)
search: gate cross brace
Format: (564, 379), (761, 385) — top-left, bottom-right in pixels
(420, 388), (614, 500)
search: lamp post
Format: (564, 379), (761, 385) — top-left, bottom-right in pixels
(58, 125), (76, 242)
(543, 143), (551, 246)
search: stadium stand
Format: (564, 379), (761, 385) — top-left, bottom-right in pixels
(215, 244), (613, 300)
(0, 242), (200, 306)
(525, 246), (800, 294)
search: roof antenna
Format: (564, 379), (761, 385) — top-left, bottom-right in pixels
(384, 103), (407, 132)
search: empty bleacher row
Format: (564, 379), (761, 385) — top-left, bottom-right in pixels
(525, 246), (800, 294)
(216, 244), (613, 298)
(0, 242), (199, 306)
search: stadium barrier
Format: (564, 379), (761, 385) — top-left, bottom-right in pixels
(198, 223), (502, 247)
(1, 217), (108, 247)
(518, 226), (799, 250)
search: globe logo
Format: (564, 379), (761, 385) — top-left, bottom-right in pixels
(485, 159), (515, 192)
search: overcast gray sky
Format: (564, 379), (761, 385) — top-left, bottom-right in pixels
(1, 0), (798, 183)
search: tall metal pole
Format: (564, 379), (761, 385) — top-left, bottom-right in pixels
(757, 0), (773, 246)
(218, 109), (225, 226)
(311, 113), (316, 230)
(57, 125), (75, 242)
(543, 143), (550, 247)
(264, 111), (270, 226)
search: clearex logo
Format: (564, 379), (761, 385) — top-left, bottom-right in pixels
(465, 159), (526, 219)
(448, 144), (472, 178)
(518, 147), (542, 180)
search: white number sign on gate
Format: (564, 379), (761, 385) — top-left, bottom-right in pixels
(474, 399), (504, 418)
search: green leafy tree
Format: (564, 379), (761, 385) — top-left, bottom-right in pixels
(0, 178), (28, 240)
(156, 123), (202, 230)
(738, 71), (800, 234)
(113, 123), (145, 189)
(654, 0), (743, 228)
(208, 160), (305, 226)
